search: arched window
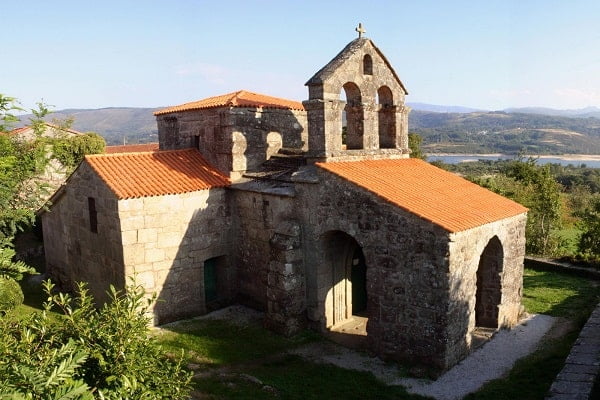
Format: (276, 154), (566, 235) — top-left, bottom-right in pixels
(341, 82), (364, 150)
(377, 86), (395, 149)
(363, 54), (373, 75)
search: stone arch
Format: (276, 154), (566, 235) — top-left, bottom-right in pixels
(377, 86), (396, 149)
(475, 236), (503, 328)
(363, 54), (373, 75)
(321, 230), (368, 328)
(265, 131), (282, 160)
(341, 82), (364, 150)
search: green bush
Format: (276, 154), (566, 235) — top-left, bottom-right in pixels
(0, 280), (192, 399)
(0, 276), (23, 312)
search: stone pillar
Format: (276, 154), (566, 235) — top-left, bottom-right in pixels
(264, 221), (306, 336)
(303, 98), (345, 158)
(362, 102), (379, 150)
(396, 105), (410, 152)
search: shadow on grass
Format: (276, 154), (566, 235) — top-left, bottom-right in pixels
(155, 318), (428, 399)
(155, 318), (319, 368)
(194, 354), (427, 400)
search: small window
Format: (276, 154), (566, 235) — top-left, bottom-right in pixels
(193, 135), (200, 149)
(88, 197), (98, 233)
(363, 54), (373, 75)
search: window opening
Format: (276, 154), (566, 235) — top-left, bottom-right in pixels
(88, 197), (98, 233)
(363, 54), (373, 75)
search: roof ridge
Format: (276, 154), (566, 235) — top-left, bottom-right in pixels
(86, 148), (195, 158)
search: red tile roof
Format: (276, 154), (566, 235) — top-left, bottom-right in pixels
(105, 143), (160, 153)
(154, 90), (305, 115)
(5, 123), (83, 138)
(316, 158), (527, 233)
(85, 149), (230, 199)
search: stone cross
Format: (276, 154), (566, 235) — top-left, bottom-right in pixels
(355, 23), (366, 38)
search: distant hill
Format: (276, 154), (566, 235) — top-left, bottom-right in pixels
(504, 106), (600, 119)
(407, 102), (483, 113)
(409, 110), (600, 154)
(14, 104), (600, 154)
(17, 107), (160, 146)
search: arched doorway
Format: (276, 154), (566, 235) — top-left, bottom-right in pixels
(323, 231), (368, 328)
(475, 236), (503, 328)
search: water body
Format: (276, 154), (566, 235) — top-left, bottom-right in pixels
(426, 154), (600, 168)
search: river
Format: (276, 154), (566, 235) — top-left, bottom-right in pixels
(426, 154), (600, 168)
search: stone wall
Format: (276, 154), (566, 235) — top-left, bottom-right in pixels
(118, 188), (233, 324)
(42, 163), (124, 304)
(445, 214), (527, 367)
(231, 188), (305, 336)
(294, 167), (453, 370)
(156, 107), (307, 180)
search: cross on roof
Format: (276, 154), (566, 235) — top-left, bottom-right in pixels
(355, 23), (366, 38)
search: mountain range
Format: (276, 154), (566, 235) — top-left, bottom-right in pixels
(14, 103), (600, 153)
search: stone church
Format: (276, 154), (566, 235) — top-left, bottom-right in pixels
(41, 32), (528, 370)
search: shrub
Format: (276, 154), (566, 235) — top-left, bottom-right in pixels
(0, 280), (192, 399)
(0, 276), (23, 312)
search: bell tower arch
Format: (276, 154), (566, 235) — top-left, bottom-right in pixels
(303, 26), (410, 162)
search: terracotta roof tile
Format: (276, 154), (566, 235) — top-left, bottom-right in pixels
(154, 90), (305, 115)
(105, 143), (160, 153)
(316, 158), (527, 233)
(85, 149), (230, 199)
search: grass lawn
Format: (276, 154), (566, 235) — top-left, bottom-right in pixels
(156, 318), (426, 399)
(9, 266), (600, 399)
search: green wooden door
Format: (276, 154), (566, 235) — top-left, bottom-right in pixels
(351, 248), (367, 314)
(204, 258), (217, 303)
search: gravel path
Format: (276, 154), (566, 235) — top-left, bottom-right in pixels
(292, 314), (556, 400)
(397, 314), (555, 399)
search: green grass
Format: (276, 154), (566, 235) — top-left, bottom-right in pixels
(522, 267), (599, 322)
(156, 318), (318, 367)
(192, 354), (425, 400)
(156, 320), (427, 399)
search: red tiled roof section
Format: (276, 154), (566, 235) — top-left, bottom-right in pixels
(105, 143), (160, 153)
(86, 149), (230, 199)
(154, 90), (305, 115)
(316, 158), (528, 233)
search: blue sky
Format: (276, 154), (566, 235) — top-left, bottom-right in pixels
(3, 0), (599, 111)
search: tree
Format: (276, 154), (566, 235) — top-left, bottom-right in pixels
(408, 133), (426, 160)
(473, 157), (563, 256)
(50, 132), (106, 170)
(504, 158), (563, 255)
(578, 196), (600, 257)
(0, 95), (23, 133)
